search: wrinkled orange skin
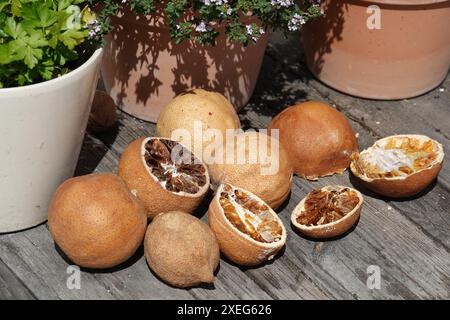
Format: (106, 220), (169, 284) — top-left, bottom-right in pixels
(268, 101), (358, 180)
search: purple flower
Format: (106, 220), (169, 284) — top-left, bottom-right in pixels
(288, 14), (306, 32)
(271, 0), (294, 7)
(246, 25), (265, 42)
(203, 0), (228, 5)
(195, 20), (211, 33)
(86, 19), (101, 39)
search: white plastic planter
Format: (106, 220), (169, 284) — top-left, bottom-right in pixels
(0, 49), (103, 233)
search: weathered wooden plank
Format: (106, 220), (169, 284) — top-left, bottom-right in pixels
(0, 31), (448, 300)
(92, 111), (333, 300)
(0, 258), (36, 300)
(75, 134), (118, 175)
(234, 33), (450, 299)
(250, 33), (450, 249)
(0, 136), (195, 300)
(2, 227), (201, 299)
(91, 89), (450, 299)
(288, 174), (450, 299)
(0, 129), (329, 299)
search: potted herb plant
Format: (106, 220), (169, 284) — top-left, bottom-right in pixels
(302, 0), (450, 100)
(98, 0), (321, 122)
(0, 0), (104, 232)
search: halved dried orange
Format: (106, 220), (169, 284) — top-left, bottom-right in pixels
(118, 137), (210, 219)
(208, 183), (286, 266)
(350, 134), (444, 198)
(291, 185), (363, 239)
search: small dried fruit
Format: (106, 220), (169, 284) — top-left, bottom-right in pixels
(208, 131), (293, 209)
(350, 134), (444, 198)
(144, 211), (220, 288)
(291, 185), (363, 239)
(88, 90), (117, 133)
(208, 183), (287, 266)
(156, 89), (241, 162)
(268, 101), (358, 180)
(48, 173), (147, 269)
(118, 137), (210, 219)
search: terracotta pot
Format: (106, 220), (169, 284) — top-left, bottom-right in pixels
(303, 0), (450, 100)
(102, 10), (268, 122)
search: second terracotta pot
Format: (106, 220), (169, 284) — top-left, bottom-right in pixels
(102, 10), (268, 123)
(303, 0), (450, 100)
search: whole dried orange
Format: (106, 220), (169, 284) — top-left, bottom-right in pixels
(268, 101), (358, 180)
(48, 173), (147, 269)
(156, 89), (241, 162)
(144, 211), (220, 288)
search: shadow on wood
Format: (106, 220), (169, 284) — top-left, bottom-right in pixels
(54, 243), (144, 274)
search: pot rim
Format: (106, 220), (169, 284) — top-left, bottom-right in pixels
(0, 48), (103, 97)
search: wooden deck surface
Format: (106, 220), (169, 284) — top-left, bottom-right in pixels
(1, 33), (449, 300)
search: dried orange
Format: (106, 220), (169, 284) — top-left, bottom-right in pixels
(208, 131), (293, 209)
(291, 185), (363, 239)
(268, 101), (358, 180)
(156, 89), (241, 162)
(144, 211), (220, 288)
(48, 173), (147, 269)
(350, 134), (444, 198)
(208, 183), (287, 266)
(118, 137), (210, 219)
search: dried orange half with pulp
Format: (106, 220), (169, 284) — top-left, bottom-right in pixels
(119, 137), (210, 219)
(291, 185), (363, 239)
(208, 183), (287, 266)
(350, 134), (444, 198)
